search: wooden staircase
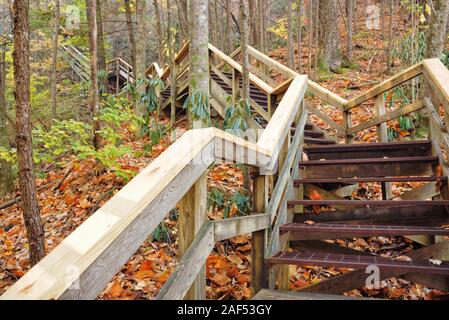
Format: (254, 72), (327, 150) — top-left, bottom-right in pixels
(266, 139), (449, 296)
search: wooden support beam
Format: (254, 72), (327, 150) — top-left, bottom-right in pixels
(345, 62), (423, 110)
(308, 104), (345, 134)
(214, 214), (270, 242)
(251, 172), (267, 296)
(156, 222), (214, 300)
(347, 100), (424, 136)
(178, 172), (208, 300)
(375, 94), (393, 200)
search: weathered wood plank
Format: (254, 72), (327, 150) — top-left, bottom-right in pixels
(178, 172), (208, 300)
(156, 222), (215, 300)
(214, 214), (270, 242)
(308, 105), (345, 134)
(347, 100), (424, 135)
(345, 62), (423, 110)
(258, 75), (308, 172)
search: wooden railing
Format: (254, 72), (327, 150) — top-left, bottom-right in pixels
(422, 59), (449, 181)
(0, 66), (308, 299)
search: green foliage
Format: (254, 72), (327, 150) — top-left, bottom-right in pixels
(223, 97), (251, 137)
(183, 90), (211, 124)
(207, 187), (251, 218)
(442, 50), (449, 69)
(392, 31), (426, 66)
(268, 18), (288, 49)
(141, 77), (165, 114)
(0, 96), (141, 182)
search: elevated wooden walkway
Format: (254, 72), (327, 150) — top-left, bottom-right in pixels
(2, 43), (449, 300)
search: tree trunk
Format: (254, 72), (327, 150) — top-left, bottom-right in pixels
(96, 0), (107, 92)
(50, 0), (60, 118)
(248, 0), (257, 46)
(240, 0), (250, 100)
(189, 0), (210, 127)
(287, 0), (294, 69)
(135, 0), (148, 118)
(177, 0), (189, 37)
(346, 0), (353, 59)
(13, 0), (46, 266)
(124, 0), (137, 74)
(258, 0), (267, 53)
(308, 0), (313, 77)
(296, 0), (302, 73)
(387, 0), (394, 73)
(86, 0), (102, 150)
(318, 0), (342, 73)
(0, 47), (13, 198)
(225, 0), (233, 53)
(168, 0), (177, 133)
(425, 0), (449, 58)
(153, 0), (164, 66)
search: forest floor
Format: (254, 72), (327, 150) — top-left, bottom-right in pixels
(2, 15), (449, 300)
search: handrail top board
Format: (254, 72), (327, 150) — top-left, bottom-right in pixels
(208, 44), (274, 94)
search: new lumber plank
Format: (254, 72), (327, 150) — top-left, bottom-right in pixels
(345, 62), (423, 110)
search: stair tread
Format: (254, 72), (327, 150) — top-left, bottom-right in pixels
(304, 137), (336, 145)
(269, 251), (449, 275)
(280, 223), (449, 236)
(304, 140), (431, 152)
(287, 200), (449, 207)
(294, 176), (446, 185)
(299, 156), (438, 166)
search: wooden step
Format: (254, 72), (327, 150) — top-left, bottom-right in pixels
(280, 223), (449, 240)
(299, 156), (438, 178)
(252, 289), (365, 300)
(304, 137), (336, 145)
(303, 140), (431, 160)
(304, 130), (324, 138)
(294, 176), (446, 186)
(287, 199), (449, 208)
(293, 205), (449, 224)
(269, 251), (449, 275)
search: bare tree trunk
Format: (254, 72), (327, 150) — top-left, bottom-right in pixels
(380, 0), (385, 39)
(225, 0), (233, 53)
(426, 0), (449, 58)
(258, 0), (267, 52)
(318, 0), (342, 73)
(167, 0), (177, 134)
(296, 0), (302, 73)
(248, 0), (257, 46)
(346, 0), (353, 59)
(0, 47), (13, 197)
(135, 0), (148, 118)
(86, 0), (102, 149)
(50, 0), (60, 118)
(177, 0), (189, 37)
(124, 0), (137, 74)
(13, 0), (46, 266)
(240, 0), (250, 100)
(287, 0), (294, 68)
(153, 0), (164, 66)
(387, 0), (394, 73)
(96, 0), (107, 92)
(189, 0), (210, 127)
(308, 0), (312, 76)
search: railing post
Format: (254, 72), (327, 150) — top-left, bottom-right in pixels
(375, 93), (393, 199)
(343, 109), (353, 143)
(251, 169), (267, 296)
(116, 60), (120, 95)
(177, 172), (207, 300)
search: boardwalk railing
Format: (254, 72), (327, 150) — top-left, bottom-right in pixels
(1, 63), (308, 299)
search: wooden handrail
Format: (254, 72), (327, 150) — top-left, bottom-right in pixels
(258, 75), (308, 170)
(344, 62), (424, 111)
(208, 44), (274, 94)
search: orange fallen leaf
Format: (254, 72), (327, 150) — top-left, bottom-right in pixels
(211, 273), (230, 286)
(107, 280), (123, 298)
